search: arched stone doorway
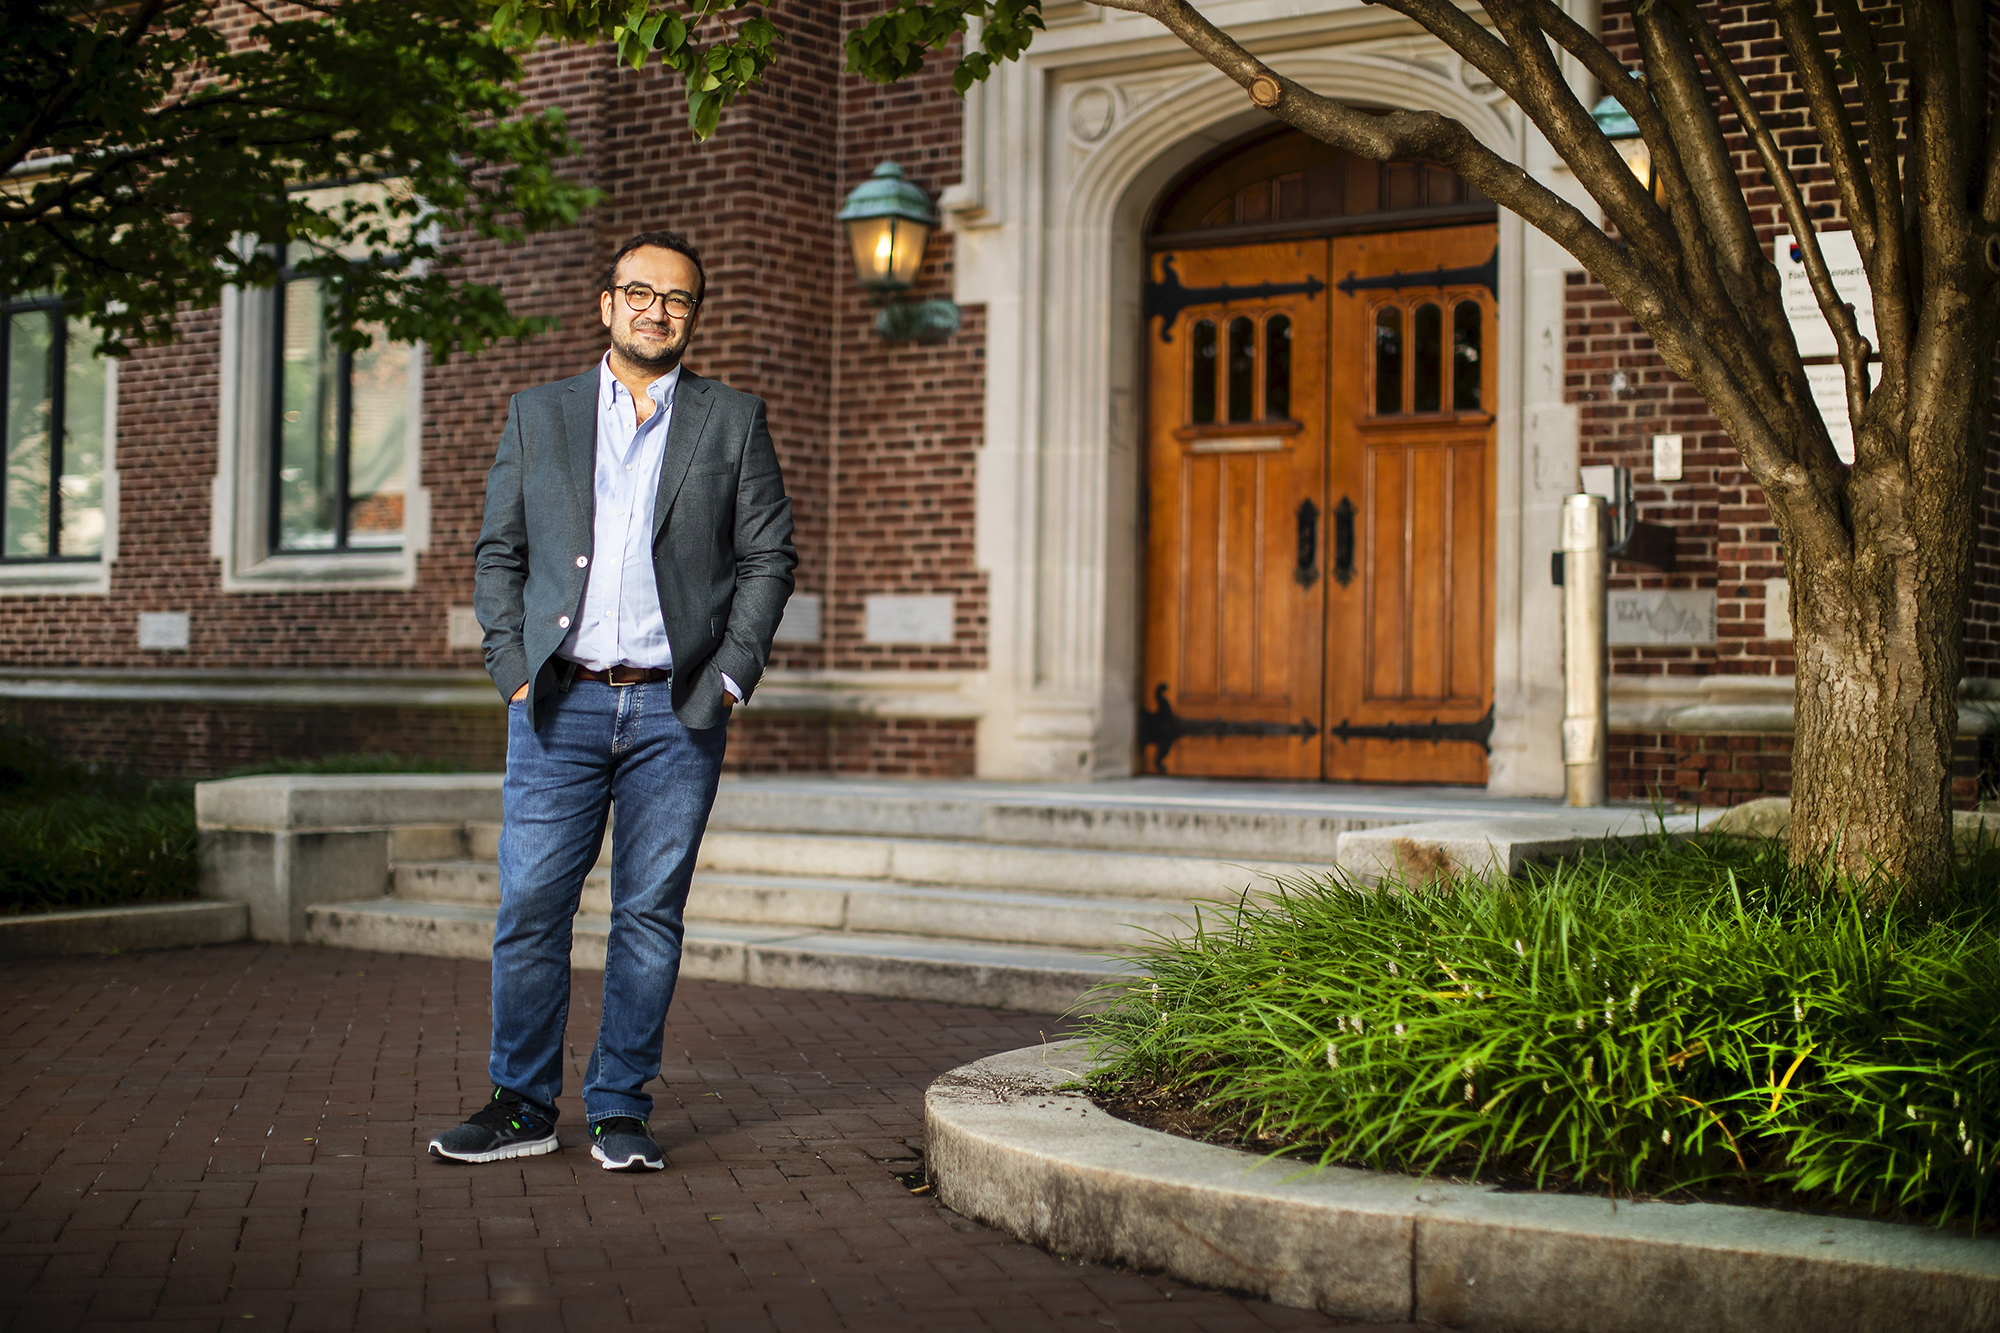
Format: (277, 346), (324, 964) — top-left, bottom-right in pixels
(1137, 127), (1501, 782)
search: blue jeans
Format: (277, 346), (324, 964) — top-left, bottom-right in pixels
(491, 678), (726, 1125)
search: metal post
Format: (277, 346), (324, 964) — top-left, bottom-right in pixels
(1561, 493), (1608, 807)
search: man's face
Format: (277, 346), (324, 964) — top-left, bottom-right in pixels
(600, 246), (703, 374)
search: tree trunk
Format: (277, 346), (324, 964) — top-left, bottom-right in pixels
(1789, 570), (1962, 893)
(1785, 307), (1994, 894)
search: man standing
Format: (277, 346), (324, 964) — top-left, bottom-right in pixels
(431, 231), (795, 1171)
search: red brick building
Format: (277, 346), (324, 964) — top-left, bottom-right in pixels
(3, 0), (1990, 807)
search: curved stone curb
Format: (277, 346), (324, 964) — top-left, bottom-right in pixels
(925, 1042), (2000, 1333)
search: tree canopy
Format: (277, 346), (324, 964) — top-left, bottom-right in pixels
(2, 0), (599, 356)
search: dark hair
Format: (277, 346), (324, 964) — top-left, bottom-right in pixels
(602, 230), (707, 303)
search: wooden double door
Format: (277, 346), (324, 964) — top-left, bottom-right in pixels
(1140, 224), (1498, 782)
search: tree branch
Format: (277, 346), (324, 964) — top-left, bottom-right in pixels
(1774, 0), (1879, 258)
(1820, 0), (1912, 377)
(1677, 0), (1872, 439)
(1083, 0), (1851, 560)
(0, 0), (180, 177)
(1479, 0), (1677, 261)
(1628, 0), (1769, 308)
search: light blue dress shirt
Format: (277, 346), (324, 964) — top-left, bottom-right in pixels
(559, 356), (740, 701)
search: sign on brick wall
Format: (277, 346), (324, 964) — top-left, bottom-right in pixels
(864, 595), (954, 645)
(1775, 231), (1876, 359)
(1607, 590), (1715, 645)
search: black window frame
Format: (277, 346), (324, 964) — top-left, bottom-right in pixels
(0, 294), (100, 564)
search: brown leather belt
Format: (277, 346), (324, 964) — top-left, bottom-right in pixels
(569, 664), (672, 686)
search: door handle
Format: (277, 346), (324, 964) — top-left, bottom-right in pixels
(1333, 497), (1355, 587)
(1294, 499), (1319, 588)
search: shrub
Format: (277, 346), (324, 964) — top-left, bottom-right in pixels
(0, 734), (197, 914)
(0, 794), (198, 914)
(223, 751), (472, 777)
(1083, 833), (2000, 1227)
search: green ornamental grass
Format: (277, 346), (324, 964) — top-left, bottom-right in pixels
(0, 736), (196, 914)
(1084, 831), (2000, 1227)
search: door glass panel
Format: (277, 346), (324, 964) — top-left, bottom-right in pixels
(1227, 316), (1255, 422)
(1265, 315), (1292, 420)
(1373, 306), (1402, 415)
(1191, 319), (1217, 423)
(1413, 302), (1442, 412)
(1453, 300), (1482, 411)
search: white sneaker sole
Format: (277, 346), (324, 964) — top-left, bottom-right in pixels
(427, 1133), (560, 1164)
(591, 1143), (665, 1171)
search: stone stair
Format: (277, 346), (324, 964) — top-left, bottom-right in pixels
(300, 778), (1449, 1012)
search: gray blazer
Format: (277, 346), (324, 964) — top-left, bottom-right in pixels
(473, 366), (796, 732)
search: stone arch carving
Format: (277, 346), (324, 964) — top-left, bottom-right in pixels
(1007, 50), (1525, 777)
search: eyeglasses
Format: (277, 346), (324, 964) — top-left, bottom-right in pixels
(612, 283), (699, 318)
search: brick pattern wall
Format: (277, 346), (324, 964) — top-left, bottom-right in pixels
(824, 21), (988, 671)
(0, 701), (506, 778)
(725, 714), (977, 777)
(1574, 0), (2000, 796)
(1611, 730), (1985, 810)
(7, 5), (989, 777)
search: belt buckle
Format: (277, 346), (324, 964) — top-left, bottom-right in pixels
(608, 665), (639, 687)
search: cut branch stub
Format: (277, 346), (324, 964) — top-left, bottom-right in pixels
(1249, 74), (1280, 107)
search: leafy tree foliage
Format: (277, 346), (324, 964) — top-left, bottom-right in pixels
(2, 0), (599, 356)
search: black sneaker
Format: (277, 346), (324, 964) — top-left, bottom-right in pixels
(590, 1116), (665, 1171)
(428, 1088), (559, 1164)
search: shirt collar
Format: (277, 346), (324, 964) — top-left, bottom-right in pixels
(597, 352), (681, 413)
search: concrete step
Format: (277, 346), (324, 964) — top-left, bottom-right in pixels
(703, 779), (1550, 858)
(303, 898), (1129, 1013)
(458, 778), (1554, 867)
(463, 820), (1324, 890)
(695, 830), (1309, 897)
(391, 862), (1198, 951)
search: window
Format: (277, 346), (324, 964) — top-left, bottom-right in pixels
(0, 296), (116, 590)
(270, 262), (411, 553)
(1370, 295), (1487, 416)
(213, 226), (427, 592)
(1188, 314), (1297, 426)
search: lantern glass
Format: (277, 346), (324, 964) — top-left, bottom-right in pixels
(845, 215), (932, 292)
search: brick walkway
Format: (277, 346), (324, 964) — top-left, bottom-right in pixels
(0, 944), (1429, 1332)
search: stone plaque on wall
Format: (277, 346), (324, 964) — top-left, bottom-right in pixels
(773, 593), (823, 644)
(1607, 589), (1715, 646)
(864, 595), (954, 645)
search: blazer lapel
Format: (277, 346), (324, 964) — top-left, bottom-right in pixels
(560, 369), (599, 524)
(653, 371), (713, 538)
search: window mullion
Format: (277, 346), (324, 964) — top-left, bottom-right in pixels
(47, 309), (66, 558)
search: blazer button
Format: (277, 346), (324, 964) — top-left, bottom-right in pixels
(558, 616), (571, 629)
(576, 555), (588, 568)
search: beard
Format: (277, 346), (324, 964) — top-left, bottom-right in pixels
(610, 318), (689, 373)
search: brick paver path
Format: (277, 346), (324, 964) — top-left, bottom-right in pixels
(1, 944), (1430, 1332)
